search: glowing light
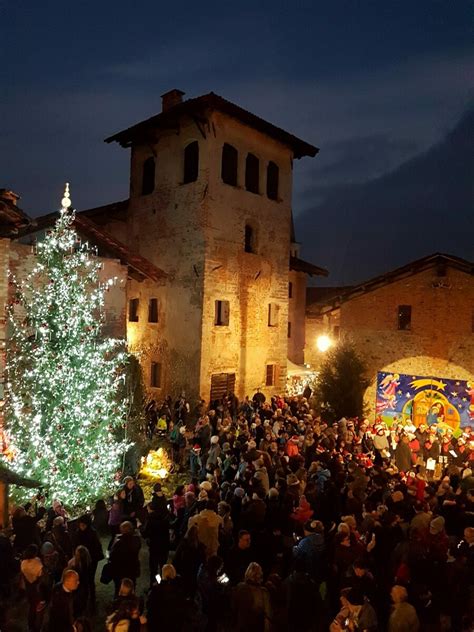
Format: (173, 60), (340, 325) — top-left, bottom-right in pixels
(316, 335), (332, 352)
(140, 448), (170, 480)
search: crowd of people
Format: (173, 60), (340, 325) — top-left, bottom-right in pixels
(2, 391), (474, 631)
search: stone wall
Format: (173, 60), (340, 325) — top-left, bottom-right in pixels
(102, 107), (298, 402)
(288, 269), (306, 365)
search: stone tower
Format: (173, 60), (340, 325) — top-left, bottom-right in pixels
(102, 90), (318, 401)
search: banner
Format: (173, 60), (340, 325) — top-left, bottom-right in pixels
(376, 371), (474, 431)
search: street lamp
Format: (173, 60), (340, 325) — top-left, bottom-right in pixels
(316, 334), (332, 352)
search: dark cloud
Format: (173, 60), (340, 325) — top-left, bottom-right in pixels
(296, 105), (474, 285)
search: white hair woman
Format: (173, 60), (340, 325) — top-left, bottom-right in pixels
(232, 562), (271, 631)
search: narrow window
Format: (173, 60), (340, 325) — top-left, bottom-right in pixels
(333, 325), (341, 339)
(288, 322), (292, 338)
(288, 282), (293, 298)
(148, 298), (159, 323)
(266, 364), (275, 387)
(141, 157), (155, 195)
(221, 143), (238, 186)
(398, 305), (412, 331)
(129, 298), (139, 322)
(244, 224), (255, 253)
(268, 303), (279, 327)
(183, 141), (199, 183)
(215, 300), (230, 326)
(266, 161), (279, 200)
(150, 362), (162, 388)
(245, 153), (259, 193)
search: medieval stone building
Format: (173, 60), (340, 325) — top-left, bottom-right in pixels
(2, 90), (325, 404)
(305, 253), (474, 429)
(80, 89), (324, 401)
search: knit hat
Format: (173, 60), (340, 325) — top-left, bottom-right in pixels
(268, 487), (279, 499)
(200, 481), (212, 491)
(463, 468), (473, 479)
(179, 426), (186, 434)
(193, 444), (201, 451)
(429, 516), (445, 535)
(222, 442), (231, 452)
(234, 487), (245, 498)
(198, 490), (208, 501)
(211, 435), (219, 444)
(41, 542), (55, 555)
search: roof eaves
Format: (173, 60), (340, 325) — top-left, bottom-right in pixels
(105, 92), (319, 158)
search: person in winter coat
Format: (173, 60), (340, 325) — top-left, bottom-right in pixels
(122, 477), (145, 522)
(46, 569), (79, 632)
(373, 427), (390, 462)
(293, 520), (327, 584)
(67, 545), (92, 617)
(290, 495), (314, 529)
(388, 584), (420, 632)
(187, 501), (223, 558)
(12, 507), (40, 554)
(108, 490), (126, 549)
(196, 555), (228, 632)
(206, 435), (221, 471)
(189, 445), (203, 479)
(74, 514), (104, 602)
(225, 530), (253, 585)
(109, 522), (141, 596)
(173, 524), (206, 597)
(232, 562), (272, 632)
(146, 564), (188, 632)
(285, 557), (324, 632)
(395, 435), (413, 472)
(141, 501), (172, 587)
(253, 460), (270, 494)
(21, 544), (45, 632)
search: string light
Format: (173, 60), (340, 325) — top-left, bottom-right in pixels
(2, 184), (130, 507)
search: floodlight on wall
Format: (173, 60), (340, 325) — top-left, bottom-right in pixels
(316, 335), (332, 352)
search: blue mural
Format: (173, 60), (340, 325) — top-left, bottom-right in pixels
(376, 372), (474, 431)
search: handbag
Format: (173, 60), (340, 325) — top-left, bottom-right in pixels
(100, 561), (114, 584)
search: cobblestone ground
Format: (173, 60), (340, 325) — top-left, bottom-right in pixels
(1, 537), (151, 632)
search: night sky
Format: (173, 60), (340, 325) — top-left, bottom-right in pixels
(2, 1), (473, 283)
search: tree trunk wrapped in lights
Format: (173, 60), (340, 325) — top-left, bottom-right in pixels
(3, 184), (130, 507)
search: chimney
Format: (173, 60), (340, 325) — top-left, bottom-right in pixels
(161, 89), (185, 112)
(0, 189), (20, 206)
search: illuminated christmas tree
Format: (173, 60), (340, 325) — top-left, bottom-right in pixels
(3, 184), (129, 507)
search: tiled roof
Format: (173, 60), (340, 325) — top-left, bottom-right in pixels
(105, 92), (318, 159)
(16, 211), (167, 283)
(290, 256), (328, 277)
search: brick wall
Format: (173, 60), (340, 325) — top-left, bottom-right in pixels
(305, 265), (474, 417)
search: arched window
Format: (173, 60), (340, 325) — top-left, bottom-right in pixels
(183, 141), (199, 183)
(266, 161), (279, 200)
(221, 143), (238, 186)
(141, 157), (155, 195)
(244, 223), (256, 253)
(245, 153), (259, 193)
